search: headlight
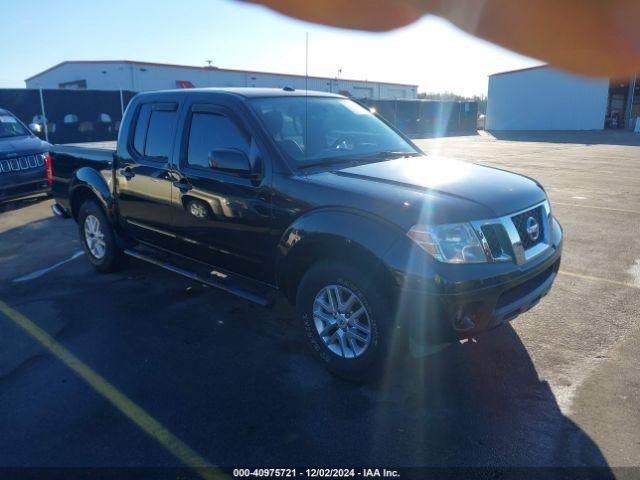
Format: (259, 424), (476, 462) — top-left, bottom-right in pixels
(407, 223), (487, 264)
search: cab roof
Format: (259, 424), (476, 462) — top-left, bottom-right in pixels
(137, 87), (344, 99)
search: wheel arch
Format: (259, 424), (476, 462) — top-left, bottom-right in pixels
(68, 167), (112, 221)
(275, 208), (404, 305)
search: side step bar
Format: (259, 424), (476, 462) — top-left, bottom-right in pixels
(124, 248), (275, 307)
(51, 203), (71, 218)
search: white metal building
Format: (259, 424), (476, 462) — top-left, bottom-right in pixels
(486, 65), (610, 130)
(25, 60), (418, 100)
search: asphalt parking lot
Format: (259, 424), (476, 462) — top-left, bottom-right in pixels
(1, 130), (639, 474)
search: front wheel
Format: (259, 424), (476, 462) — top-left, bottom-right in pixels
(296, 261), (392, 382)
(78, 200), (126, 273)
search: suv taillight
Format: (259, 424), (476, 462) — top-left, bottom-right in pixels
(44, 152), (53, 186)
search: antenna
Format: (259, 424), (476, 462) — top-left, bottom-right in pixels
(305, 32), (309, 162)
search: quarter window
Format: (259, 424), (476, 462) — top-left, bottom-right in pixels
(132, 103), (177, 160)
(187, 112), (249, 168)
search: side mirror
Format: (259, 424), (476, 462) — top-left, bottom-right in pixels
(28, 123), (42, 134)
(208, 148), (252, 174)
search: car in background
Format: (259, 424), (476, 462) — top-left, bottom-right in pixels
(0, 108), (52, 203)
(477, 114), (486, 130)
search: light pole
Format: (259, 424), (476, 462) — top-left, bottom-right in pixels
(34, 82), (49, 142)
(206, 60), (214, 87)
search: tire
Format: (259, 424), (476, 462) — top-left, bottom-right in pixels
(78, 200), (126, 273)
(296, 260), (392, 382)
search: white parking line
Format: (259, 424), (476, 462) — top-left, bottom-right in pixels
(559, 270), (640, 289)
(0, 300), (222, 480)
(13, 251), (84, 283)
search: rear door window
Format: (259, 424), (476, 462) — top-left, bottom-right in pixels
(132, 103), (177, 160)
(145, 110), (177, 159)
(132, 105), (152, 155)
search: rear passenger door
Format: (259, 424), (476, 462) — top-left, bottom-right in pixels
(170, 103), (273, 282)
(116, 101), (179, 246)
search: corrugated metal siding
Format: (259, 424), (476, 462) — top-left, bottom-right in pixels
(25, 62), (417, 100)
(486, 67), (609, 130)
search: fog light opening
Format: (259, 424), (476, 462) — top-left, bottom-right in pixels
(453, 306), (477, 331)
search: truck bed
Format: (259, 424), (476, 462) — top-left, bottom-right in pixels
(61, 141), (117, 150)
(50, 142), (115, 209)
(51, 141), (115, 166)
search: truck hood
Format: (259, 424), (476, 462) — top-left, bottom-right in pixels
(0, 135), (50, 158)
(305, 155), (547, 227)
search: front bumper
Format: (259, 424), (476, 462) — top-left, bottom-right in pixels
(0, 153), (49, 202)
(385, 217), (563, 352)
(0, 172), (50, 202)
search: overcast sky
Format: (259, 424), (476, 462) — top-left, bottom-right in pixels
(1, 0), (541, 96)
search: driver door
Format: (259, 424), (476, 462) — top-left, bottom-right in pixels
(169, 103), (273, 282)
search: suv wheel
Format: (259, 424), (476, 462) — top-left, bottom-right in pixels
(78, 200), (126, 273)
(296, 261), (391, 381)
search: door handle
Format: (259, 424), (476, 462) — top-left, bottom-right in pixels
(172, 179), (193, 193)
(119, 167), (135, 180)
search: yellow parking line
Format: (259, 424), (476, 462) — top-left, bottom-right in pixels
(559, 270), (640, 289)
(0, 300), (226, 480)
(552, 201), (640, 215)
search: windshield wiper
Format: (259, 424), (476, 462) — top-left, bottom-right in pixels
(297, 151), (421, 171)
(297, 157), (358, 170)
(354, 150), (422, 160)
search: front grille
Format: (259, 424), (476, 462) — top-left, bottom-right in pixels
(0, 154), (45, 174)
(512, 206), (544, 250)
(481, 224), (503, 258)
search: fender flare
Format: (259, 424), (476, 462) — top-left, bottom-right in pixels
(275, 207), (405, 298)
(68, 167), (113, 220)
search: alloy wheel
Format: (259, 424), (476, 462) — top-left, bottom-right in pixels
(84, 214), (106, 259)
(312, 284), (372, 358)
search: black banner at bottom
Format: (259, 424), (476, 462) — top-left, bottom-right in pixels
(0, 467), (631, 480)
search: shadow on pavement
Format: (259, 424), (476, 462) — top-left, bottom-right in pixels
(0, 194), (50, 215)
(0, 214), (79, 283)
(368, 323), (613, 473)
(0, 211), (614, 476)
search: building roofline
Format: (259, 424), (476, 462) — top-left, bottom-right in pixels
(25, 60), (418, 88)
(489, 64), (549, 77)
(25, 61), (68, 82)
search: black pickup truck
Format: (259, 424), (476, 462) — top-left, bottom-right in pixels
(50, 88), (562, 380)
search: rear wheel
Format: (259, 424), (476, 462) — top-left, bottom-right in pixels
(296, 261), (392, 382)
(78, 200), (126, 273)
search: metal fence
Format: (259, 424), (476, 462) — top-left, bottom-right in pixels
(0, 89), (478, 145)
(362, 98), (479, 137)
(0, 89), (136, 144)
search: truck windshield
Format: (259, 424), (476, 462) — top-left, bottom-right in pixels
(250, 97), (418, 166)
(0, 114), (29, 138)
